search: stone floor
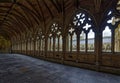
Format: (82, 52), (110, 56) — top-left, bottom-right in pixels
(0, 54), (120, 83)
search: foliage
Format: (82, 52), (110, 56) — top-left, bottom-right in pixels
(0, 36), (10, 50)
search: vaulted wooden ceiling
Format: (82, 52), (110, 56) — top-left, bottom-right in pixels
(0, 0), (118, 40)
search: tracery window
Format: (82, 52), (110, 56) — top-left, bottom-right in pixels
(115, 1), (120, 52)
(88, 29), (95, 52)
(102, 26), (112, 52)
(16, 43), (19, 51)
(38, 32), (42, 52)
(27, 39), (31, 51)
(72, 11), (95, 52)
(55, 36), (58, 51)
(48, 23), (62, 52)
(101, 6), (120, 53)
(48, 34), (52, 51)
(72, 33), (77, 51)
(24, 40), (26, 51)
(115, 24), (120, 52)
(67, 33), (71, 51)
(31, 38), (34, 51)
(67, 25), (77, 52)
(22, 41), (25, 51)
(80, 31), (86, 52)
(36, 36), (39, 51)
(41, 35), (45, 51)
(102, 10), (113, 52)
(59, 35), (62, 51)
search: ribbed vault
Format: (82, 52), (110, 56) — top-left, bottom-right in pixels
(0, 0), (118, 40)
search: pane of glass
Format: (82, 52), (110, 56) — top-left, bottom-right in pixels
(24, 43), (25, 50)
(69, 28), (74, 33)
(41, 40), (43, 51)
(37, 40), (39, 51)
(88, 29), (95, 52)
(83, 23), (91, 30)
(20, 43), (22, 50)
(39, 40), (41, 51)
(23, 43), (25, 51)
(59, 36), (62, 51)
(47, 38), (50, 51)
(24, 43), (26, 50)
(21, 43), (23, 50)
(73, 20), (77, 25)
(28, 42), (30, 50)
(80, 31), (86, 52)
(32, 41), (34, 50)
(80, 18), (85, 24)
(72, 33), (77, 51)
(102, 26), (112, 52)
(18, 45), (20, 50)
(21, 43), (23, 51)
(81, 14), (85, 17)
(38, 40), (40, 51)
(68, 34), (71, 51)
(36, 41), (38, 51)
(41, 39), (45, 51)
(76, 13), (81, 19)
(40, 40), (42, 51)
(115, 25), (120, 52)
(43, 39), (45, 51)
(55, 37), (58, 51)
(107, 17), (114, 24)
(57, 31), (61, 36)
(51, 37), (53, 51)
(16, 44), (17, 50)
(107, 11), (112, 16)
(31, 41), (33, 51)
(29, 42), (31, 51)
(66, 34), (71, 51)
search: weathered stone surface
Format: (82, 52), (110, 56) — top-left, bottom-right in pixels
(0, 54), (120, 83)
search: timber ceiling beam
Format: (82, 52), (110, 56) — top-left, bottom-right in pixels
(50, 0), (61, 13)
(37, 0), (45, 31)
(0, 2), (15, 27)
(3, 22), (22, 34)
(4, 17), (29, 36)
(8, 12), (32, 29)
(43, 0), (54, 18)
(12, 8), (34, 27)
(16, 2), (41, 24)
(25, 0), (43, 21)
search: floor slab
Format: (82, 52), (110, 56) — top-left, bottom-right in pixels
(0, 54), (120, 83)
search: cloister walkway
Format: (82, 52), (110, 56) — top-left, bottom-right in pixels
(0, 54), (120, 83)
